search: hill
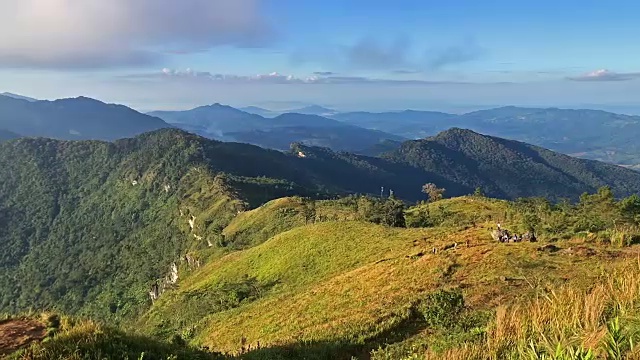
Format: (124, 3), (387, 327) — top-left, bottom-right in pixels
(0, 96), (171, 141)
(0, 93), (37, 102)
(150, 106), (405, 153)
(148, 104), (267, 139)
(0, 128), (470, 321)
(136, 194), (640, 359)
(384, 128), (640, 200)
(334, 106), (640, 167)
(452, 106), (640, 165)
(332, 110), (455, 139)
(2, 129), (640, 358)
(239, 106), (280, 118)
(0, 129), (20, 142)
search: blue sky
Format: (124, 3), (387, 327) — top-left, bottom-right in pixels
(1, 0), (639, 112)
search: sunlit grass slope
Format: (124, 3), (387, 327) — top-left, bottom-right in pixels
(139, 196), (638, 358)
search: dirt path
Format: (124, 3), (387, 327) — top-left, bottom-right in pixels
(0, 319), (46, 356)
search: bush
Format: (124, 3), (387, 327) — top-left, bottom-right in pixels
(417, 289), (465, 329)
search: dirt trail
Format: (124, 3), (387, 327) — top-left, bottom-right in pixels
(0, 319), (46, 356)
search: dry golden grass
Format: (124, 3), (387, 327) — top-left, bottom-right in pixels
(425, 258), (640, 359)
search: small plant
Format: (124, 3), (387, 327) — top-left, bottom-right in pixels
(602, 317), (631, 360)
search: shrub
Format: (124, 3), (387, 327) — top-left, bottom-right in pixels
(417, 289), (465, 329)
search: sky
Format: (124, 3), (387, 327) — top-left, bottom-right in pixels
(1, 0), (640, 113)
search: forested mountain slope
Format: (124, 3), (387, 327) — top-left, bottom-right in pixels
(384, 128), (640, 200)
(0, 129), (458, 321)
(150, 105), (405, 153)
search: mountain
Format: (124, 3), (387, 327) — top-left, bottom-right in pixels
(384, 128), (640, 200)
(450, 106), (640, 166)
(1, 92), (37, 102)
(334, 106), (640, 167)
(0, 96), (171, 141)
(3, 128), (640, 359)
(151, 105), (406, 153)
(0, 128), (20, 141)
(239, 106), (280, 118)
(332, 110), (455, 138)
(149, 103), (266, 140)
(0, 128), (466, 320)
(289, 105), (337, 116)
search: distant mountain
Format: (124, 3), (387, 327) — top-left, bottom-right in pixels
(335, 106), (640, 167)
(449, 106), (640, 166)
(0, 129), (20, 141)
(151, 106), (405, 153)
(240, 104), (337, 117)
(332, 110), (455, 138)
(149, 104), (266, 140)
(0, 96), (171, 141)
(384, 128), (640, 200)
(1, 92), (37, 102)
(289, 105), (337, 116)
(239, 106), (280, 118)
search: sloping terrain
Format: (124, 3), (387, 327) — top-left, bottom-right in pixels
(384, 128), (640, 200)
(137, 195), (640, 359)
(150, 105), (405, 153)
(0, 129), (19, 142)
(0, 95), (170, 141)
(0, 319), (46, 356)
(2, 129), (640, 359)
(334, 106), (640, 166)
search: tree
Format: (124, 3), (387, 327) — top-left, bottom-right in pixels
(381, 197), (406, 227)
(422, 183), (445, 203)
(301, 198), (316, 224)
(473, 187), (485, 197)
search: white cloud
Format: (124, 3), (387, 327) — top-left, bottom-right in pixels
(0, 0), (269, 69)
(121, 68), (509, 86)
(567, 69), (640, 81)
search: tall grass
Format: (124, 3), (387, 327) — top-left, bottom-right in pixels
(421, 260), (640, 359)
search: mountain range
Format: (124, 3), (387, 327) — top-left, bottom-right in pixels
(150, 104), (404, 153)
(2, 126), (640, 358)
(331, 106), (640, 166)
(152, 102), (640, 167)
(2, 92), (640, 168)
(0, 94), (171, 141)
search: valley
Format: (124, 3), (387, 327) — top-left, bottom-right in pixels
(1, 128), (640, 359)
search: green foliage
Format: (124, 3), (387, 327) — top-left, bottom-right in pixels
(417, 289), (465, 330)
(385, 128), (640, 201)
(422, 183), (445, 202)
(7, 318), (223, 360)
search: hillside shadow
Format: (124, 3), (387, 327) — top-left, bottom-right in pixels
(238, 310), (427, 360)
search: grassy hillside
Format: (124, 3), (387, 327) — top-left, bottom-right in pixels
(3, 129), (640, 359)
(2, 313), (223, 360)
(135, 194), (640, 359)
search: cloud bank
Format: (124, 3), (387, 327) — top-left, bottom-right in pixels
(567, 69), (640, 81)
(122, 68), (507, 86)
(0, 0), (269, 69)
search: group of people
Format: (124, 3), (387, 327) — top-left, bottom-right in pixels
(494, 224), (536, 243)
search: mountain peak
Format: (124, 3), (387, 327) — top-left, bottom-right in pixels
(0, 92), (38, 102)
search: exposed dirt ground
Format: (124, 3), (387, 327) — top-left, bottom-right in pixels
(0, 319), (46, 356)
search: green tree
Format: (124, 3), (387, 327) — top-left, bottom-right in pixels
(473, 187), (485, 197)
(422, 183), (445, 203)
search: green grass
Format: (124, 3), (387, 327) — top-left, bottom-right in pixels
(133, 195), (639, 359)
